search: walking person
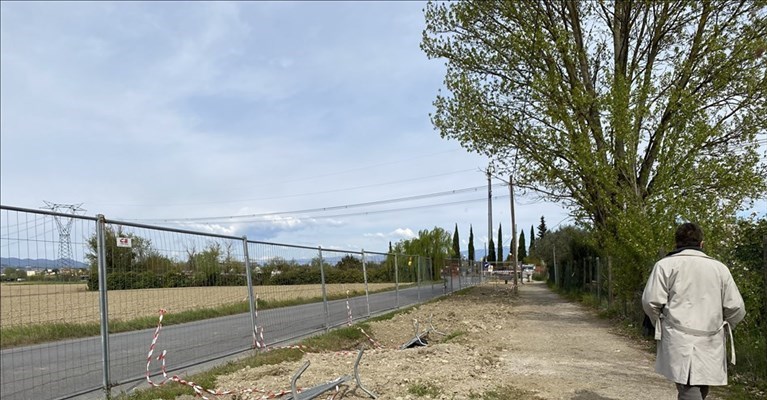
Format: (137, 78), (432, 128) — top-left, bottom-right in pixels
(642, 222), (745, 400)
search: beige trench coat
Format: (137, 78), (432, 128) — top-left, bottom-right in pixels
(641, 249), (745, 386)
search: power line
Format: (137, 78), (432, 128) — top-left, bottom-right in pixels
(171, 194), (515, 226)
(97, 168), (479, 207)
(129, 184), (506, 223)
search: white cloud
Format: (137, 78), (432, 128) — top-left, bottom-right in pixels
(0, 1), (574, 255)
(181, 223), (239, 237)
(391, 228), (416, 239)
(364, 233), (386, 238)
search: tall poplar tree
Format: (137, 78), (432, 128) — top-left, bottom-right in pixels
(529, 225), (535, 256)
(518, 230), (527, 260)
(423, 0), (767, 297)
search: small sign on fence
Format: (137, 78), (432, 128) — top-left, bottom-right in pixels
(116, 237), (132, 248)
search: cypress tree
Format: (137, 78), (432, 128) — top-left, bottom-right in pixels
(487, 238), (496, 262)
(452, 223), (460, 258)
(497, 224), (504, 263)
(518, 230), (527, 260)
(537, 216), (548, 239)
(468, 225), (475, 261)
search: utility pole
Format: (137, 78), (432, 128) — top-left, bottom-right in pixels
(487, 166), (493, 266)
(509, 174), (518, 292)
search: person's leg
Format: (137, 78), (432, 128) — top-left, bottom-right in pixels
(700, 385), (709, 399)
(676, 383), (704, 400)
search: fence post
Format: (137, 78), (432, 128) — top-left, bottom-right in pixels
(96, 215), (111, 398)
(417, 256), (421, 302)
(394, 253), (399, 309)
(361, 249), (371, 318)
(608, 256), (613, 308)
(597, 257), (601, 306)
(242, 237), (257, 348)
(318, 246), (329, 332)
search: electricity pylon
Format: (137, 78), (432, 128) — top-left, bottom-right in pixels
(41, 201), (86, 269)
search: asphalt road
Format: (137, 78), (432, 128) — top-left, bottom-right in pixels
(1, 277), (479, 400)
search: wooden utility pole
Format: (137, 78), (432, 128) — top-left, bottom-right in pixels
(509, 174), (518, 291)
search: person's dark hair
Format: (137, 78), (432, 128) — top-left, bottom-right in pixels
(675, 222), (704, 248)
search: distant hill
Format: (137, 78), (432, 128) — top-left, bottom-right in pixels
(0, 257), (88, 269)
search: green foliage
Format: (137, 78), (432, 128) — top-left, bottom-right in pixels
(336, 255), (361, 270)
(392, 226), (453, 278)
(537, 217), (547, 240)
(487, 238), (496, 263)
(86, 229), (249, 290)
(529, 225), (535, 256)
(721, 217), (767, 389)
(497, 224), (504, 262)
(408, 382), (442, 397)
(443, 330), (466, 342)
(518, 230), (527, 260)
(468, 225), (475, 261)
(86, 226), (177, 290)
(475, 386), (544, 400)
(422, 0), (767, 305)
(1, 267), (27, 281)
(452, 223), (461, 258)
(302, 325), (368, 351)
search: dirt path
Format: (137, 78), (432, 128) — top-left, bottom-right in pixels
(206, 282), (685, 399)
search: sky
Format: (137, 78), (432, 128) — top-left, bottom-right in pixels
(0, 1), (569, 256)
(2, 2), (763, 259)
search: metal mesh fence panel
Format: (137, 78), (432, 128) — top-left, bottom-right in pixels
(320, 248), (368, 328)
(1, 207), (100, 400)
(1, 205), (463, 400)
(363, 251), (398, 315)
(246, 242), (329, 346)
(99, 220), (251, 389)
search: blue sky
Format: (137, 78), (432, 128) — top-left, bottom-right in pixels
(2, 2), (762, 257)
(0, 1), (570, 254)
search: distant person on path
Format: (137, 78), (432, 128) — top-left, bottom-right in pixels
(642, 222), (745, 400)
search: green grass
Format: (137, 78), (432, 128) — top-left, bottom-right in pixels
(302, 324), (371, 351)
(443, 330), (466, 342)
(407, 382), (442, 397)
(470, 385), (544, 400)
(0, 284), (407, 349)
(1, 302), (252, 349)
(119, 347), (305, 400)
(119, 320), (379, 399)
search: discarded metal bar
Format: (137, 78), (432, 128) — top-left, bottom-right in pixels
(285, 349), (376, 400)
(400, 314), (443, 349)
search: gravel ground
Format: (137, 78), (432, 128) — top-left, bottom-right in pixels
(190, 282), (691, 399)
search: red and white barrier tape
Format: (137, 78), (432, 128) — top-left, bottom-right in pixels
(359, 327), (384, 349)
(253, 294), (268, 350)
(346, 290), (353, 327)
(145, 301), (387, 399)
(146, 309), (300, 399)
